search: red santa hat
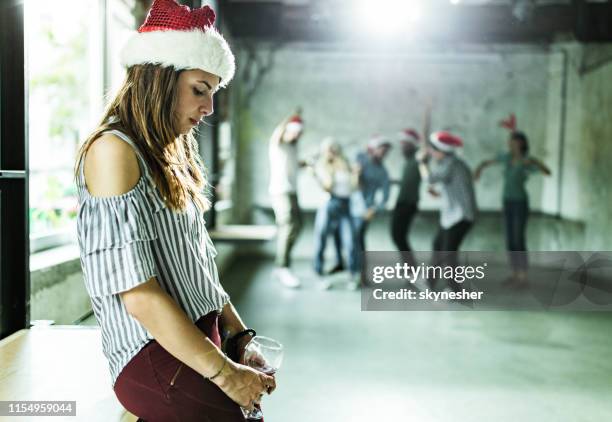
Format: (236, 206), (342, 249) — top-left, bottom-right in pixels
(120, 0), (235, 87)
(429, 131), (463, 152)
(284, 115), (304, 133)
(499, 113), (517, 131)
(398, 128), (421, 145)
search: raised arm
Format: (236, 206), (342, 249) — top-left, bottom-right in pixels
(422, 99), (432, 145)
(416, 99), (433, 182)
(269, 119), (288, 145)
(474, 159), (498, 181)
(416, 149), (431, 183)
(526, 157), (552, 176)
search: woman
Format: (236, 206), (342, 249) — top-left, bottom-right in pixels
(474, 130), (551, 286)
(74, 1), (274, 421)
(311, 138), (359, 289)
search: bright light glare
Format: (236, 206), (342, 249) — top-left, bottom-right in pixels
(356, 0), (423, 37)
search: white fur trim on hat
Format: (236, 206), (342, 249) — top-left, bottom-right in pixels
(285, 122), (303, 133)
(430, 136), (452, 152)
(429, 132), (462, 152)
(120, 27), (235, 87)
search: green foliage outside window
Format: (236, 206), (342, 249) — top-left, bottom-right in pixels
(28, 3), (92, 237)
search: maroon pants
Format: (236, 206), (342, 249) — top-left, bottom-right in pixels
(114, 312), (251, 422)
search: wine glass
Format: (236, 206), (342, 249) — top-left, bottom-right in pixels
(241, 336), (284, 421)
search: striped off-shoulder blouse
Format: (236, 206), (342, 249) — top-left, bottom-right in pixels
(76, 129), (229, 386)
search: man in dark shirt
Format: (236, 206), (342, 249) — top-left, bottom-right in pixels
(391, 129), (421, 267)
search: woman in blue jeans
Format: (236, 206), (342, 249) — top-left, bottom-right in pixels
(475, 131), (551, 286)
(311, 139), (359, 289)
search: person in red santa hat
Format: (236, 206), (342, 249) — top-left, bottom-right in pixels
(391, 129), (422, 267)
(74, 1), (274, 420)
(417, 130), (477, 291)
(268, 109), (307, 288)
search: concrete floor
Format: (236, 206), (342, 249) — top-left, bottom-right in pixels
(224, 257), (612, 422)
(225, 215), (612, 421)
(82, 215), (612, 421)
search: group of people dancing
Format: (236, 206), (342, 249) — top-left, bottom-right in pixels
(267, 113), (393, 290)
(268, 109), (551, 291)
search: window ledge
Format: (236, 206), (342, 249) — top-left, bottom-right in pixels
(30, 227), (77, 254)
(30, 244), (81, 295)
(30, 243), (80, 272)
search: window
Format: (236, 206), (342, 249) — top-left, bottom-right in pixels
(215, 120), (235, 224)
(26, 0), (103, 252)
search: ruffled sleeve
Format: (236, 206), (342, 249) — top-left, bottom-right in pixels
(77, 179), (161, 297)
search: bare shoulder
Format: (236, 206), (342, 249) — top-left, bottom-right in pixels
(83, 133), (141, 197)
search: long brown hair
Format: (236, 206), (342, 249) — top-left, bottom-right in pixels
(74, 64), (210, 212)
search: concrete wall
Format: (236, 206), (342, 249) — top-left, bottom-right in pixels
(541, 42), (612, 248)
(541, 42), (586, 220)
(229, 41), (612, 251)
(580, 45), (612, 250)
(233, 42), (553, 213)
(30, 251), (92, 325)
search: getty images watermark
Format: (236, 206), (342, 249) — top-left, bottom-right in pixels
(361, 251), (612, 311)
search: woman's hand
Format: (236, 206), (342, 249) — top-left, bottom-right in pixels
(239, 344), (278, 395)
(212, 360), (276, 410)
(237, 335), (254, 365)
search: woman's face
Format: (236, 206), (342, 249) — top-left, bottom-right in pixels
(176, 69), (221, 135)
(371, 145), (390, 161)
(401, 141), (416, 158)
(325, 146), (339, 162)
(509, 138), (522, 156)
(430, 147), (446, 161)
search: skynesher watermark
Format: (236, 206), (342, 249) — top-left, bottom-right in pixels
(361, 251), (612, 311)
(372, 288), (484, 301)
